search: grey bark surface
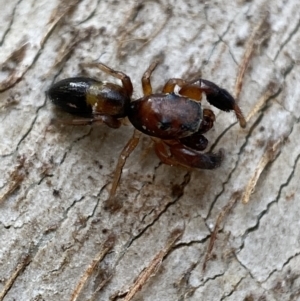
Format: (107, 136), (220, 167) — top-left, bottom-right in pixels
(0, 1), (300, 300)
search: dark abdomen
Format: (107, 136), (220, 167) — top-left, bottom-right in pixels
(48, 77), (95, 117)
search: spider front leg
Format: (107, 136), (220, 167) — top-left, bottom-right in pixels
(154, 139), (224, 170)
(162, 78), (187, 93)
(179, 79), (246, 128)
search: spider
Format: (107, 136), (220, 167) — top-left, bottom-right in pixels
(48, 61), (245, 201)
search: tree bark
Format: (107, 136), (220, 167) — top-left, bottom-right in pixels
(1, 1), (299, 300)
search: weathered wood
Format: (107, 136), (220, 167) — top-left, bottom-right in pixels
(1, 1), (299, 300)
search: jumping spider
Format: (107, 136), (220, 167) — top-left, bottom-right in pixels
(48, 61), (245, 200)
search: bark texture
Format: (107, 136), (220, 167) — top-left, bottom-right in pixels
(1, 1), (300, 300)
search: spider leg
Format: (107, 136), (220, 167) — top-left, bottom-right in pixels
(51, 115), (122, 128)
(154, 140), (224, 170)
(108, 129), (141, 201)
(141, 61), (159, 96)
(80, 62), (133, 96)
(162, 78), (187, 94)
(179, 79), (246, 128)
